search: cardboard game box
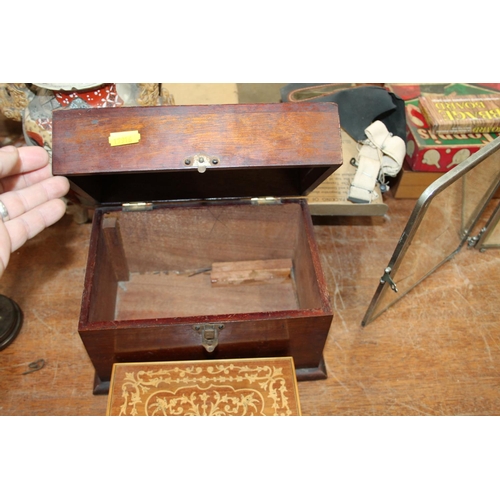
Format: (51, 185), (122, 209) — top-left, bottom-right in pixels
(418, 93), (500, 134)
(389, 83), (500, 172)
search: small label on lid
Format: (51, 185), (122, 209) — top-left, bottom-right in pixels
(108, 130), (141, 146)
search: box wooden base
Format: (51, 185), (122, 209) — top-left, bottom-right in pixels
(106, 357), (302, 416)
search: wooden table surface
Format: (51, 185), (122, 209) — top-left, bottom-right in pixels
(0, 192), (499, 416)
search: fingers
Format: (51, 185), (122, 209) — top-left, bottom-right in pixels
(0, 146), (70, 279)
(0, 176), (70, 220)
(5, 198), (68, 253)
(0, 145), (49, 177)
(0, 146), (52, 193)
(0, 164), (54, 193)
(0, 146), (19, 178)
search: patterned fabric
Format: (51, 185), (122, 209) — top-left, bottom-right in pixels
(54, 83), (124, 108)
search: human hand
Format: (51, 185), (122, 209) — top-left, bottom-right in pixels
(0, 145), (70, 278)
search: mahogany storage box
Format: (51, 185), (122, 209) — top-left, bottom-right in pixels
(51, 103), (342, 394)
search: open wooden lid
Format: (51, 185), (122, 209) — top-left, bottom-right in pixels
(52, 102), (342, 206)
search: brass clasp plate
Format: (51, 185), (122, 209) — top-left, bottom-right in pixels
(193, 323), (224, 352)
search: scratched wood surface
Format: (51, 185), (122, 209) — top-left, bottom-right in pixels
(1, 192), (499, 415)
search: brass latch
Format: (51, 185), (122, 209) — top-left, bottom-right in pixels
(184, 154), (220, 174)
(193, 323), (224, 352)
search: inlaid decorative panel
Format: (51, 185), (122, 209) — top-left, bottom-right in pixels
(107, 357), (301, 416)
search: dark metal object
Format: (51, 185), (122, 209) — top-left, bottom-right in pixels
(474, 200), (500, 252)
(380, 267), (398, 293)
(0, 295), (23, 351)
(188, 267), (212, 277)
(22, 359), (45, 375)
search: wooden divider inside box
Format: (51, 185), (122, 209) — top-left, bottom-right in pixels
(88, 202), (323, 322)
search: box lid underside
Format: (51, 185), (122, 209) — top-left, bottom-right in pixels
(51, 103), (342, 205)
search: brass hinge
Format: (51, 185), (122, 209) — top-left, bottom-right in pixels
(193, 323), (224, 352)
(251, 197), (281, 205)
(122, 202), (153, 212)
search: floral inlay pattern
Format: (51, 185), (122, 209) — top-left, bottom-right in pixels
(109, 358), (300, 416)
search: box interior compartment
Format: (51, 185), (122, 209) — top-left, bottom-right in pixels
(85, 202), (324, 324)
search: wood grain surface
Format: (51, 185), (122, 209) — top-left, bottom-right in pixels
(0, 193), (499, 415)
(51, 103), (343, 205)
(210, 258), (293, 287)
(52, 103), (342, 174)
(115, 271), (299, 319)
